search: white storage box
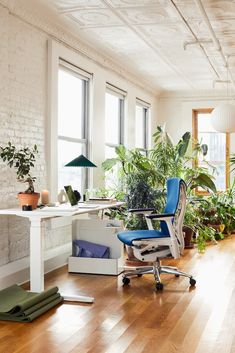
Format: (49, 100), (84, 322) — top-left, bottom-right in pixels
(68, 219), (124, 275)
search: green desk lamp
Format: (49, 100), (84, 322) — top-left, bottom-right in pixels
(65, 154), (97, 201)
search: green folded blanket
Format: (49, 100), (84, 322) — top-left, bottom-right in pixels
(0, 284), (63, 322)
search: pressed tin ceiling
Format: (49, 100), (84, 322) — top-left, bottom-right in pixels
(42, 0), (235, 92)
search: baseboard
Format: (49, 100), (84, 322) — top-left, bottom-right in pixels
(0, 244), (71, 290)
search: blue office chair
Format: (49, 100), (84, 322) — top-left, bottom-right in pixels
(117, 178), (196, 290)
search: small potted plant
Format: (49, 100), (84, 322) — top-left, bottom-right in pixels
(0, 142), (40, 209)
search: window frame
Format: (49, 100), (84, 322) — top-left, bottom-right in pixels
(104, 84), (126, 189)
(192, 108), (230, 194)
(58, 60), (91, 194)
(105, 84), (125, 150)
(48, 38), (95, 201)
(135, 99), (150, 153)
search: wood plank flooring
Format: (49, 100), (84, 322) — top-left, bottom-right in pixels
(0, 235), (235, 353)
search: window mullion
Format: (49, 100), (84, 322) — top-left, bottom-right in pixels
(119, 99), (124, 145)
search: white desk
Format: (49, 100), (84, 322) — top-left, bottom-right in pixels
(0, 202), (124, 298)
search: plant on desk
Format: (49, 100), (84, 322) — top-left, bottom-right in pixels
(0, 142), (40, 209)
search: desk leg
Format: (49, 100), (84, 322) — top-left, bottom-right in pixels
(30, 218), (44, 292)
(29, 217), (94, 302)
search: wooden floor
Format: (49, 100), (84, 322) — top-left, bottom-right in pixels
(1, 236), (235, 353)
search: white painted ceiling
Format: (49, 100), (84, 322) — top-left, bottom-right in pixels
(43, 0), (235, 93)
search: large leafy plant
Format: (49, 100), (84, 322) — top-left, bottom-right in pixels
(103, 127), (217, 198)
(0, 142), (38, 193)
(150, 126), (217, 193)
(102, 127), (217, 237)
(103, 146), (162, 229)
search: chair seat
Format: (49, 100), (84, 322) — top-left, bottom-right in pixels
(117, 229), (170, 246)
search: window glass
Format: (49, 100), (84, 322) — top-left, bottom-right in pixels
(196, 112), (227, 191)
(105, 89), (124, 189)
(105, 93), (120, 145)
(135, 105), (145, 149)
(58, 68), (83, 139)
(105, 146), (119, 190)
(58, 140), (83, 192)
(58, 64), (88, 194)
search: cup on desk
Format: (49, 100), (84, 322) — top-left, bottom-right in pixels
(22, 204), (33, 211)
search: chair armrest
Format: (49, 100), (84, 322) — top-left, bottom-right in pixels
(128, 208), (155, 214)
(146, 213), (175, 220)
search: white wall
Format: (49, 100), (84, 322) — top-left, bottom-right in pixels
(48, 40), (157, 199)
(157, 93), (235, 148)
(0, 2), (158, 286)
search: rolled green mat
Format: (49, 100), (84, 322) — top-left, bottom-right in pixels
(0, 296), (63, 322)
(0, 285), (59, 314)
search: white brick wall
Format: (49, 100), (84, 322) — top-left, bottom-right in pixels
(0, 6), (71, 268)
(0, 1), (156, 276)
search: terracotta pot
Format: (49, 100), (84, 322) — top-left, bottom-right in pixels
(18, 192), (40, 210)
(183, 225), (195, 249)
(208, 224), (225, 232)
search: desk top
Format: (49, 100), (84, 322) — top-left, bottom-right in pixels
(0, 202), (125, 219)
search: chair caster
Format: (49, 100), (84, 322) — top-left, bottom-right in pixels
(137, 274), (142, 277)
(156, 282), (164, 291)
(122, 277), (130, 285)
(189, 278), (196, 286)
(175, 274), (180, 277)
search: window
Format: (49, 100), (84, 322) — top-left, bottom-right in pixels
(58, 61), (90, 194)
(192, 109), (230, 191)
(135, 99), (149, 153)
(105, 84), (125, 189)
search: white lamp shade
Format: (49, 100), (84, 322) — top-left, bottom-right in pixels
(211, 103), (235, 133)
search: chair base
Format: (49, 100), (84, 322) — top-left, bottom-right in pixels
(122, 258), (196, 290)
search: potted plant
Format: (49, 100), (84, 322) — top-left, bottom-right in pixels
(0, 142), (40, 209)
(183, 203), (197, 249)
(102, 127), (219, 252)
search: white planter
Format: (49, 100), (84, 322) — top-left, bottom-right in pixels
(68, 219), (124, 275)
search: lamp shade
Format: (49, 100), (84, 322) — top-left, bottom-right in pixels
(65, 154), (97, 167)
(211, 103), (235, 133)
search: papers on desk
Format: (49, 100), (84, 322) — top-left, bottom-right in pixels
(78, 204), (100, 208)
(41, 204), (99, 212)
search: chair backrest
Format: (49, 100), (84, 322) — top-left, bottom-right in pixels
(161, 178), (187, 253)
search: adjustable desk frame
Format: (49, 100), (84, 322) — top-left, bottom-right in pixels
(0, 202), (123, 302)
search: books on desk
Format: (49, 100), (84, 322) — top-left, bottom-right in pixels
(85, 198), (116, 204)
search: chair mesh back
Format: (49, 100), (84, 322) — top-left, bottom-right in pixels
(160, 178), (185, 235)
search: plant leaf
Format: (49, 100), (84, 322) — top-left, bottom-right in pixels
(177, 132), (191, 157)
(102, 158), (120, 171)
(192, 173), (217, 193)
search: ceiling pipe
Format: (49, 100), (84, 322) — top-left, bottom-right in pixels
(193, 0), (235, 91)
(167, 0), (220, 79)
(183, 39), (213, 50)
(213, 79), (230, 89)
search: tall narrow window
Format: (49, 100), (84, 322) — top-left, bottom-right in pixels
(193, 109), (230, 191)
(135, 99), (149, 154)
(105, 84), (125, 189)
(58, 61), (90, 193)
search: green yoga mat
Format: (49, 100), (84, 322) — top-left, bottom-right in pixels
(0, 285), (63, 322)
